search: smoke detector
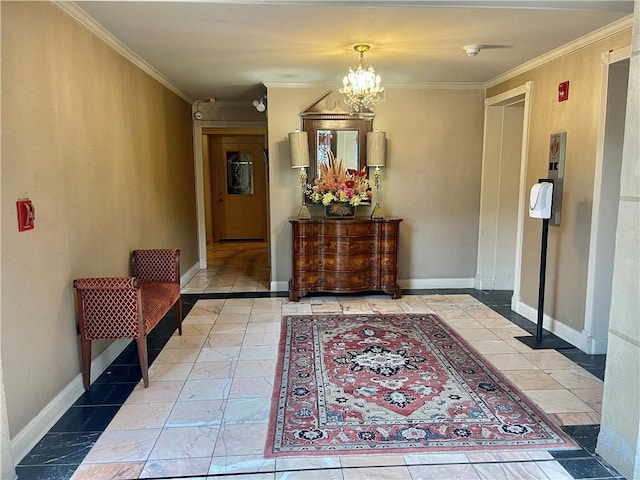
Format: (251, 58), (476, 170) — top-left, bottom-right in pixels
(463, 44), (483, 57)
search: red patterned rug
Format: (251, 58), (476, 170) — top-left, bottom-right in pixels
(265, 313), (577, 456)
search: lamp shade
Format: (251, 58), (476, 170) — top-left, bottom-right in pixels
(366, 131), (386, 167)
(289, 131), (309, 168)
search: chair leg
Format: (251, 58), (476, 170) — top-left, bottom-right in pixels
(136, 335), (149, 388)
(81, 337), (92, 391)
(174, 298), (183, 336)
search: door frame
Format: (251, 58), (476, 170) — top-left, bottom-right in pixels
(192, 121), (267, 269)
(583, 46), (631, 354)
(476, 81), (533, 309)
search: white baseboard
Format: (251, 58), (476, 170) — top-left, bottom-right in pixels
(271, 281), (289, 292)
(272, 278), (476, 294)
(581, 332), (609, 355)
(511, 293), (521, 311)
(513, 299), (584, 351)
(181, 261), (200, 287)
(474, 276), (496, 290)
(399, 278), (476, 289)
(11, 339), (130, 463)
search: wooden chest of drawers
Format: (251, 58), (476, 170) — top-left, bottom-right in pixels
(289, 217), (402, 301)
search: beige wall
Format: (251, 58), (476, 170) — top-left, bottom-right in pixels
(267, 87), (485, 289)
(1, 2), (197, 437)
(487, 30), (632, 332)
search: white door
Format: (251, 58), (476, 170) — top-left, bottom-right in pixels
(477, 89), (528, 292)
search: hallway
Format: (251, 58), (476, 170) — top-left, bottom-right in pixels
(181, 241), (270, 294)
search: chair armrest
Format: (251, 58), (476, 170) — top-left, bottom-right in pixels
(130, 249), (180, 284)
(73, 277), (142, 340)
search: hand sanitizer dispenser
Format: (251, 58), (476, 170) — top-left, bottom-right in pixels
(529, 182), (553, 219)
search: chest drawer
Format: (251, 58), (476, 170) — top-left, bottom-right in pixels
(318, 221), (379, 237)
(289, 218), (402, 301)
(317, 238), (377, 254)
(317, 272), (379, 290)
(317, 254), (378, 271)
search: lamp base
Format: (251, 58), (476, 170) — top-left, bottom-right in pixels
(297, 204), (311, 220)
(371, 203), (384, 219)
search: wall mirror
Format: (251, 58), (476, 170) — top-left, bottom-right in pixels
(300, 91), (374, 185)
(302, 117), (373, 180)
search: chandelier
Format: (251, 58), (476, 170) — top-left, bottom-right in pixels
(339, 44), (384, 113)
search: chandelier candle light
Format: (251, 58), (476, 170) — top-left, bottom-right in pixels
(367, 130), (386, 219)
(339, 44), (384, 113)
(289, 130), (311, 220)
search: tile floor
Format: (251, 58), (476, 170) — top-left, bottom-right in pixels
(180, 241), (270, 294)
(15, 242), (623, 480)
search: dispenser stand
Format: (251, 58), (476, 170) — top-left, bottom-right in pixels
(516, 216), (573, 350)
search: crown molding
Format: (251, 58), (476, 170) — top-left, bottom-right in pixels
(264, 82), (485, 90)
(389, 82), (486, 90)
(486, 14), (633, 88)
(53, 1), (192, 103)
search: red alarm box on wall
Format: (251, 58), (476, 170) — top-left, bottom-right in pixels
(16, 198), (35, 231)
(558, 81), (570, 102)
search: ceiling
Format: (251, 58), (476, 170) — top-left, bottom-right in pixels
(73, 1), (634, 104)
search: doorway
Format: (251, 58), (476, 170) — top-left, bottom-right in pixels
(476, 82), (533, 306)
(584, 48), (630, 354)
(210, 134), (267, 241)
(191, 125), (269, 289)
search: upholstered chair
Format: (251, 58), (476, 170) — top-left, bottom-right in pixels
(73, 249), (181, 390)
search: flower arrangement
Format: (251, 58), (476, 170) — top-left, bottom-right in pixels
(310, 151), (372, 207)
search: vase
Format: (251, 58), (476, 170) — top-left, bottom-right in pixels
(325, 202), (356, 218)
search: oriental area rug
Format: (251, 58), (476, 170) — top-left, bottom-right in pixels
(265, 313), (577, 457)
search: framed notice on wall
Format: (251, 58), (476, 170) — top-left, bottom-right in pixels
(548, 132), (566, 225)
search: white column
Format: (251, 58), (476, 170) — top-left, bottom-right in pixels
(597, 2), (640, 479)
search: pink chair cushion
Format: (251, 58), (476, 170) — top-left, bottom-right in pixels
(140, 282), (180, 333)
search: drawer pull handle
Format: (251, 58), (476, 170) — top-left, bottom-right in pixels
(318, 261), (324, 267)
(368, 259), (375, 267)
(317, 278), (324, 285)
(369, 242), (375, 249)
(318, 243), (324, 250)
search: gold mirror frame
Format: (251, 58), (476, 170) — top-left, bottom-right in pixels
(300, 92), (374, 189)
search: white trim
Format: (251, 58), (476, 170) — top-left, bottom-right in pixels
(181, 261), (201, 287)
(193, 123), (208, 269)
(271, 281), (289, 292)
(272, 278), (476, 293)
(192, 121), (268, 269)
(608, 46), (633, 63)
(53, 1), (191, 103)
(513, 299), (584, 351)
(583, 46), (631, 356)
(486, 15), (633, 88)
(511, 292), (521, 312)
(477, 81), (533, 307)
(512, 81), (533, 310)
(10, 339), (130, 463)
(582, 332), (609, 355)
(399, 278), (475, 289)
(264, 82), (485, 91)
(474, 275), (495, 290)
